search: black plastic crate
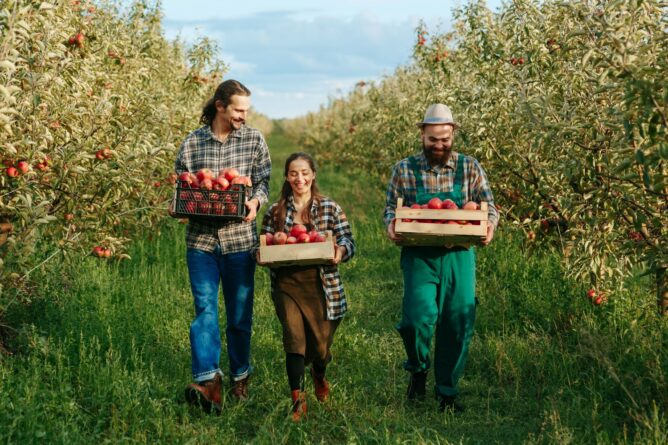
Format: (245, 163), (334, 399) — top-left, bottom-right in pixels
(172, 183), (250, 221)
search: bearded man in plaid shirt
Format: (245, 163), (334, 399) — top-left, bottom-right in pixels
(172, 80), (271, 413)
(385, 104), (499, 413)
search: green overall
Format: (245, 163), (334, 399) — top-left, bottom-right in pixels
(396, 154), (476, 398)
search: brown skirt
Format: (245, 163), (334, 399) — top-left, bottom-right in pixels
(273, 266), (340, 366)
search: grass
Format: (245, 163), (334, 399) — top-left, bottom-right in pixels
(0, 131), (666, 444)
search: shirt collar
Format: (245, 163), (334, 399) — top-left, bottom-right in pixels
(287, 195), (318, 215)
(203, 124), (244, 143)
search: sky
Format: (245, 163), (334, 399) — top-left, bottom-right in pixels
(160, 1), (503, 119)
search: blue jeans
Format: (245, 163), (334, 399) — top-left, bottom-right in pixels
(186, 247), (256, 383)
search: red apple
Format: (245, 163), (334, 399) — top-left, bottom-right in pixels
(196, 168), (214, 182)
(6, 167), (19, 177)
(307, 230), (320, 243)
(273, 232), (287, 245)
(427, 197), (442, 209)
(17, 161), (30, 173)
(410, 204), (421, 209)
(264, 232), (274, 245)
(189, 175), (200, 188)
(212, 202), (224, 215)
(74, 32), (84, 47)
(184, 201), (196, 213)
(586, 289), (596, 299)
(64, 213), (74, 222)
(200, 178), (213, 190)
(286, 236), (297, 244)
(178, 172), (193, 185)
(463, 201), (479, 210)
(441, 199), (458, 209)
(225, 203), (238, 215)
(223, 168), (240, 182)
(101, 147), (112, 159)
(95, 150), (105, 161)
(297, 233), (310, 243)
(290, 224), (308, 238)
(198, 201), (211, 214)
(214, 176), (229, 190)
(209, 192), (220, 201)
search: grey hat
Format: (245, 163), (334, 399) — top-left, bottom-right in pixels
(416, 103), (459, 128)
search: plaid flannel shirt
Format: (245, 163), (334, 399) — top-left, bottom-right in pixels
(175, 124), (271, 254)
(384, 151), (499, 228)
(261, 195), (355, 320)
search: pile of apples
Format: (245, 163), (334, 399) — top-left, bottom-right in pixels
(264, 224), (327, 245)
(92, 245), (112, 258)
(178, 167), (252, 191)
(176, 168), (252, 216)
(402, 198), (482, 225)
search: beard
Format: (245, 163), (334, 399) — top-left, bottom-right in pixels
(422, 142), (452, 166)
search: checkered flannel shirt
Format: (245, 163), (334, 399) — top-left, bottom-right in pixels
(384, 151), (499, 228)
(175, 124), (271, 254)
(261, 195), (355, 320)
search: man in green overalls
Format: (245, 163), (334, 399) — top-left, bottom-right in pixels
(384, 104), (499, 412)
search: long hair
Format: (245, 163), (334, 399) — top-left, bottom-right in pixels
(200, 79), (251, 126)
(272, 152), (323, 233)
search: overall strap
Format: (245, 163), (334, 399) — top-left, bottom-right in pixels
(454, 153), (466, 189)
(408, 156), (425, 196)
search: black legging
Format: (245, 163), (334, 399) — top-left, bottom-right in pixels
(286, 353), (328, 391)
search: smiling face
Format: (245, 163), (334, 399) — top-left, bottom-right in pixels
(286, 158), (315, 197)
(215, 94), (250, 132)
(421, 123), (454, 165)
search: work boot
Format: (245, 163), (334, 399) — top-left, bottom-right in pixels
(310, 367), (330, 402)
(290, 389), (307, 422)
(406, 371), (427, 401)
(439, 395), (465, 413)
(185, 373), (222, 414)
(229, 375), (250, 401)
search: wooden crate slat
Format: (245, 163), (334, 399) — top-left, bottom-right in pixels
(395, 198), (488, 247)
(259, 230), (335, 266)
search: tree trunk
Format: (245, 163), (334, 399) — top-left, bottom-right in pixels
(658, 267), (668, 316)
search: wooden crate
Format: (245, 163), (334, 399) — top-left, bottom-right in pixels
(171, 184), (249, 221)
(394, 198), (488, 247)
(259, 230), (335, 267)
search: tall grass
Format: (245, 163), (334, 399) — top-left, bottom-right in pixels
(0, 132), (665, 444)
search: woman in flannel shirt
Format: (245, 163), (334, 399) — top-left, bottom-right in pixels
(259, 152), (355, 421)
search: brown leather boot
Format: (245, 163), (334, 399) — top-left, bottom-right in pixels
(290, 390), (307, 422)
(185, 374), (222, 414)
(229, 375), (250, 401)
(310, 367), (330, 402)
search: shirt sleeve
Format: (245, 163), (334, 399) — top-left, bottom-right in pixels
(331, 202), (355, 262)
(384, 162), (403, 228)
(470, 159), (499, 229)
(250, 134), (271, 207)
(174, 139), (188, 174)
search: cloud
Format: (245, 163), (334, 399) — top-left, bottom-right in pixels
(163, 10), (447, 118)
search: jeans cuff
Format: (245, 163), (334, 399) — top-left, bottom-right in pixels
(231, 365), (252, 382)
(193, 368), (222, 383)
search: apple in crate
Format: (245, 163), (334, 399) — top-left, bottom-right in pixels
(274, 232), (287, 245)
